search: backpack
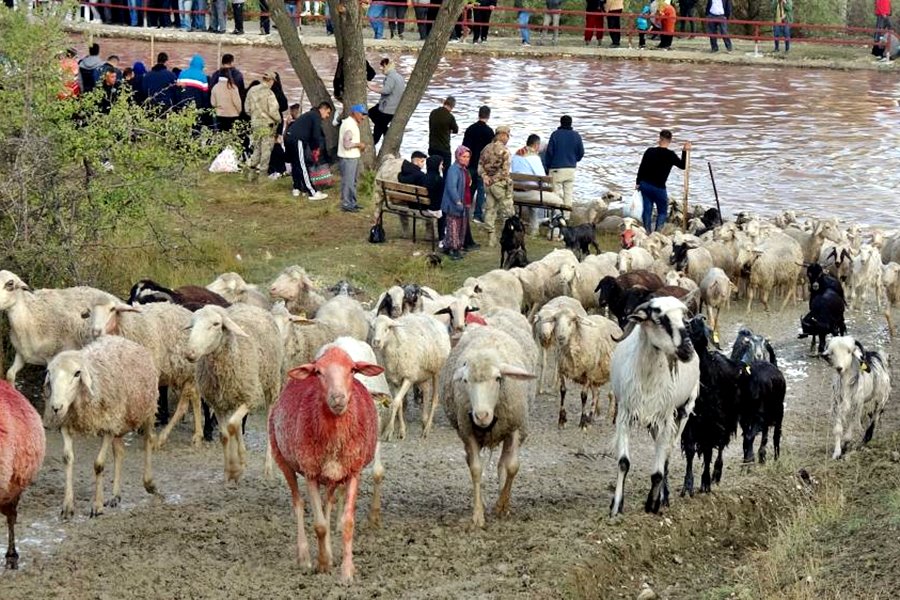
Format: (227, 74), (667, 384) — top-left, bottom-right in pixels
(636, 5), (651, 31)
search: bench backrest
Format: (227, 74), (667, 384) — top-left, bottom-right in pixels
(380, 180), (430, 206)
(511, 172), (554, 193)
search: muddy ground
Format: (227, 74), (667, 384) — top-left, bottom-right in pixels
(1, 302), (898, 600)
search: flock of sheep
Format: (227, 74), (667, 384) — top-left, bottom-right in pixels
(0, 201), (897, 581)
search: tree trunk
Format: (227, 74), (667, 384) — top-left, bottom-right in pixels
(269, 0), (330, 105)
(376, 0), (468, 165)
(329, 0), (376, 168)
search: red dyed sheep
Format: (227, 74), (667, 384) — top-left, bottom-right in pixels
(269, 346), (384, 583)
(0, 381), (46, 570)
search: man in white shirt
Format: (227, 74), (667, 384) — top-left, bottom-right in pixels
(512, 134), (563, 236)
(338, 104), (368, 213)
(706, 0), (733, 52)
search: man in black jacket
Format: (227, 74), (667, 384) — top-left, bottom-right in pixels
(285, 101), (333, 201)
(427, 96), (458, 171)
(635, 129), (691, 232)
(142, 52), (177, 110)
(462, 105), (494, 222)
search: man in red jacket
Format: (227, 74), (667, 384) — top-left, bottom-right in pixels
(875, 0), (893, 41)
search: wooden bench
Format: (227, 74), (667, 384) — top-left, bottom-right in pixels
(511, 172), (568, 218)
(378, 179), (439, 251)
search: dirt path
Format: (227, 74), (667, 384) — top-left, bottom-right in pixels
(1, 302), (897, 599)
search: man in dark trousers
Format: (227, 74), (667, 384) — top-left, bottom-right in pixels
(427, 96), (459, 171)
(142, 52), (177, 110)
(285, 101), (333, 201)
(635, 129), (691, 232)
(462, 105), (494, 223)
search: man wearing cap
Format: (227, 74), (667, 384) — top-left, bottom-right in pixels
(244, 71), (283, 183)
(635, 129), (690, 232)
(428, 96), (459, 172)
(338, 104), (368, 212)
(543, 115), (585, 218)
(477, 125), (513, 247)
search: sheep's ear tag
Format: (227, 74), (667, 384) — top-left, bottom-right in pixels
(712, 331), (720, 344)
(861, 362), (869, 372)
(744, 365), (752, 375)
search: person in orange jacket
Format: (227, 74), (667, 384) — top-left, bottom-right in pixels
(657, 0), (677, 49)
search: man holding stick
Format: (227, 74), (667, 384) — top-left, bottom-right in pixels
(635, 129), (690, 232)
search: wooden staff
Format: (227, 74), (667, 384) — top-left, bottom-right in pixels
(681, 147), (691, 229)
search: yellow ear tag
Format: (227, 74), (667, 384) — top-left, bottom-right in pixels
(744, 365), (752, 375)
(861, 362), (869, 372)
(712, 331), (720, 344)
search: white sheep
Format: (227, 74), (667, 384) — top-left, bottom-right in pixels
(553, 309), (621, 429)
(617, 247), (654, 273)
(847, 245), (882, 310)
(0, 270), (118, 386)
(87, 299), (203, 447)
(664, 270), (699, 294)
(783, 218), (842, 264)
(670, 240), (714, 286)
(373, 285), (407, 318)
(185, 304), (284, 482)
(822, 336), (891, 460)
(207, 272), (271, 309)
(440, 325), (537, 527)
(531, 297), (587, 397)
(423, 288), (477, 342)
(882, 262), (900, 336)
(609, 297), (700, 517)
(268, 265), (326, 316)
(559, 253), (619, 311)
(315, 337), (388, 525)
(736, 233), (804, 313)
(44, 336), (159, 519)
(315, 294), (371, 341)
(698, 267), (735, 337)
(370, 314), (451, 440)
(461, 269), (525, 313)
(513, 249), (580, 318)
(271, 303), (340, 373)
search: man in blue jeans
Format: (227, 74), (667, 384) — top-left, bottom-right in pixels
(635, 130), (690, 232)
(706, 0), (733, 52)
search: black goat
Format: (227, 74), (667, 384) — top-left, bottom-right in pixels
(561, 223), (600, 259)
(128, 279), (230, 312)
(806, 262), (845, 301)
(500, 215), (527, 269)
(799, 288), (846, 353)
(595, 271), (667, 327)
(681, 316), (742, 496)
(502, 248), (529, 269)
(737, 360), (786, 464)
(731, 327), (777, 366)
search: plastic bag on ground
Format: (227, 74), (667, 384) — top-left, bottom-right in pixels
(209, 147), (240, 173)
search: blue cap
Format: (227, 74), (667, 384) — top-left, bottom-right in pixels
(351, 103), (368, 115)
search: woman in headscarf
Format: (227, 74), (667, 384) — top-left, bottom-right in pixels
(441, 146), (472, 261)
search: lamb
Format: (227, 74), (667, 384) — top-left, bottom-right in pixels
(44, 336), (159, 519)
(440, 325), (537, 527)
(0, 270), (119, 386)
(680, 316), (741, 497)
(207, 272), (271, 309)
(0, 381), (45, 569)
(609, 297), (700, 516)
(128, 279), (230, 311)
(374, 284), (432, 318)
(269, 346), (384, 582)
(736, 358), (786, 465)
(698, 267), (735, 337)
(500, 215), (527, 268)
(882, 262), (900, 336)
(370, 314), (451, 440)
(87, 299), (203, 447)
(553, 309), (621, 429)
(269, 265), (326, 316)
(822, 336), (891, 459)
(847, 245), (883, 310)
(531, 297), (587, 395)
(799, 288), (846, 354)
(670, 241), (714, 286)
(185, 304), (284, 482)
